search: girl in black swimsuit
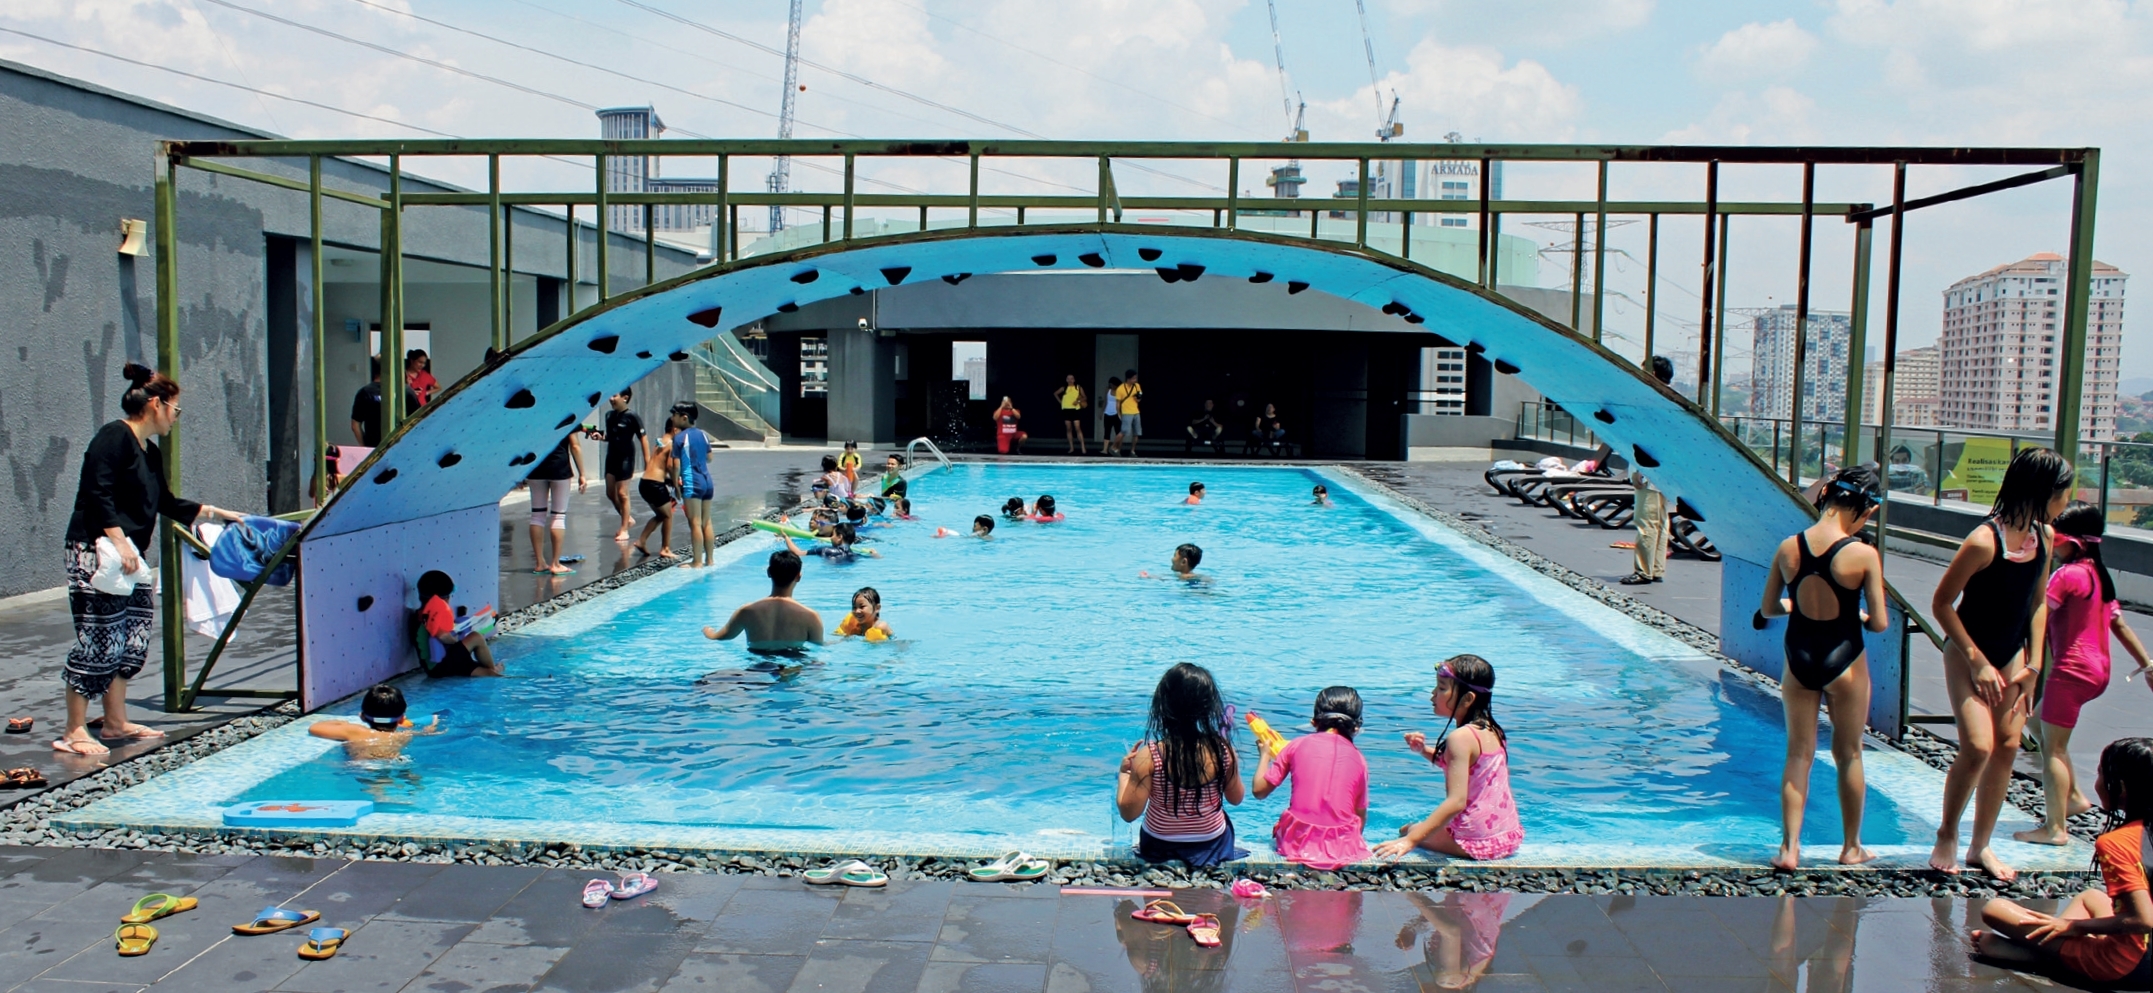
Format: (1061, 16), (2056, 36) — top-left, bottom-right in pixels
(1930, 446), (2074, 881)
(1757, 464), (1888, 870)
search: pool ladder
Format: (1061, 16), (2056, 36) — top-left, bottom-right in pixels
(904, 436), (952, 473)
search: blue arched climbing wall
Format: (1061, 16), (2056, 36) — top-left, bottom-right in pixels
(292, 225), (1904, 729)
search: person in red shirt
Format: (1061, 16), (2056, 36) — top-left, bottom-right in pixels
(1975, 737), (2153, 987)
(414, 570), (501, 677)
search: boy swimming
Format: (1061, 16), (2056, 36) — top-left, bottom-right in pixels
(1185, 482), (1205, 505)
(1312, 484), (1331, 506)
(309, 684), (439, 760)
(935, 515), (995, 539)
(1140, 543), (1204, 581)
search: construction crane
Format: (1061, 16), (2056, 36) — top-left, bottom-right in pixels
(1262, 0), (1307, 200)
(1351, 0), (1401, 140)
(767, 0), (803, 234)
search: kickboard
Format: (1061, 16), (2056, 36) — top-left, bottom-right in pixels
(222, 800), (375, 828)
(751, 520), (821, 541)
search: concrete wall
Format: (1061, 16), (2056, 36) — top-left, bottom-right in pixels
(0, 57), (701, 594)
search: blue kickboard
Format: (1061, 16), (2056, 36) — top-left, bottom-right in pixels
(222, 800), (375, 828)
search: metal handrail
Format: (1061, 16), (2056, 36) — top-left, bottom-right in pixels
(905, 436), (953, 471)
(711, 334), (780, 391)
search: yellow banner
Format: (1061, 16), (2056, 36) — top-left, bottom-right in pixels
(1940, 437), (2015, 505)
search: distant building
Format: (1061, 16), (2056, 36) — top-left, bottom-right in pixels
(1938, 253), (2126, 438)
(1860, 346), (1940, 427)
(1749, 305), (1853, 421)
(961, 356), (986, 400)
(595, 106), (721, 234)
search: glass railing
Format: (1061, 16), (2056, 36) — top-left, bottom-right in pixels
(691, 331), (783, 433)
(1717, 413), (2153, 528)
(1514, 400), (1599, 450)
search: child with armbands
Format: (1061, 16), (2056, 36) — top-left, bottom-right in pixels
(1028, 495), (1063, 522)
(1374, 654), (1522, 861)
(1250, 687), (1372, 869)
(936, 515), (994, 539)
(835, 587), (892, 642)
(1001, 497), (1027, 519)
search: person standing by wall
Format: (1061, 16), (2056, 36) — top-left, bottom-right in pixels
(1056, 374), (1089, 455)
(1113, 370), (1143, 457)
(672, 402), (717, 568)
(58, 364), (248, 755)
(1102, 376), (1123, 457)
(526, 431), (584, 576)
(405, 349), (437, 407)
(350, 356), (421, 446)
(1622, 356), (1676, 586)
(595, 388), (648, 542)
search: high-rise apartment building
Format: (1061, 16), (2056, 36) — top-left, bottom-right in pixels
(1860, 346), (1940, 427)
(594, 106), (722, 234)
(1749, 305), (1853, 420)
(1937, 253), (2126, 438)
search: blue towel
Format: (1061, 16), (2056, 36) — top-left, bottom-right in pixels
(209, 515), (301, 586)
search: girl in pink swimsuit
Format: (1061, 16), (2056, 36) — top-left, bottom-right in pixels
(2016, 502), (2153, 847)
(1374, 654), (1523, 861)
(1252, 686), (1373, 870)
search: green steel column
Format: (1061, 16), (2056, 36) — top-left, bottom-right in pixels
(644, 205), (655, 286)
(1875, 163), (1907, 575)
(384, 155), (403, 432)
(2054, 152), (2101, 455)
(716, 154), (729, 262)
(154, 150), (185, 712)
(1097, 156), (1109, 226)
(1712, 214), (1730, 417)
(488, 154), (502, 351)
(309, 157), (327, 505)
(564, 204), (576, 316)
(843, 154), (855, 240)
(1643, 214), (1658, 363)
(1697, 161), (1718, 406)
(1842, 219), (1874, 465)
(1569, 213), (1584, 331)
(1355, 158), (1369, 248)
(502, 202), (513, 341)
(1226, 159), (1238, 231)
(1477, 158), (1492, 288)
(594, 154), (609, 303)
(1787, 162), (1814, 485)
(1591, 160), (1607, 343)
(968, 153), (979, 229)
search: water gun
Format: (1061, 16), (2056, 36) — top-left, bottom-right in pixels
(453, 605), (496, 640)
(1245, 711), (1288, 754)
(397, 708), (451, 729)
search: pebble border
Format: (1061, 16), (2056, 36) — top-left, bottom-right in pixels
(0, 462), (2098, 900)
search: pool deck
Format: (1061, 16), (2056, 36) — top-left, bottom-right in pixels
(0, 845), (2076, 993)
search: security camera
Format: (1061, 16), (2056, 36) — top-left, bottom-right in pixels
(858, 318), (869, 330)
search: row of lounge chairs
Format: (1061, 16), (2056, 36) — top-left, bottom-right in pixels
(1483, 446), (1720, 562)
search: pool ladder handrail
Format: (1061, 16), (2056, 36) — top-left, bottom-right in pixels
(904, 436), (952, 472)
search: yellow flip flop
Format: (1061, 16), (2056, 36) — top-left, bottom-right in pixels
(115, 923), (157, 956)
(122, 893), (196, 924)
(297, 927), (347, 960)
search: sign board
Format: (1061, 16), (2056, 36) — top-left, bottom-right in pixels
(1941, 437), (2014, 506)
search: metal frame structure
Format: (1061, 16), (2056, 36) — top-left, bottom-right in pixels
(150, 138), (2100, 716)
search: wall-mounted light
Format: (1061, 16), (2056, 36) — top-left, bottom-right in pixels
(117, 219), (147, 256)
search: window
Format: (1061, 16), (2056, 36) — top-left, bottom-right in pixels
(951, 340), (987, 401)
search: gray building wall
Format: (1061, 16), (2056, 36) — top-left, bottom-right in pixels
(0, 58), (700, 596)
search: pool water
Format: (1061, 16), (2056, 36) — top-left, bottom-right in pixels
(230, 464), (1933, 859)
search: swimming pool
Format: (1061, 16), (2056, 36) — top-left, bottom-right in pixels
(64, 464), (2085, 869)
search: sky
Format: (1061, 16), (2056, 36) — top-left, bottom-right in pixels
(6, 0), (2151, 385)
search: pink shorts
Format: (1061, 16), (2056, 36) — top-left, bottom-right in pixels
(2040, 671), (2108, 729)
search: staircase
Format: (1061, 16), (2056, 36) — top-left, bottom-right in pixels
(691, 335), (782, 443)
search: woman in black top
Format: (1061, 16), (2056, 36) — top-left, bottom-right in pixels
(60, 364), (246, 755)
(525, 432), (584, 576)
(1928, 446), (2073, 881)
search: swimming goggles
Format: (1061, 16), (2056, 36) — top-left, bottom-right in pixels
(1435, 664), (1492, 695)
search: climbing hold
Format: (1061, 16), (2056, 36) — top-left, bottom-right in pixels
(587, 335), (621, 354)
(941, 273), (971, 285)
(505, 389), (536, 409)
(1031, 254), (1057, 266)
(356, 596), (374, 612)
(669, 351), (689, 362)
(790, 270), (819, 284)
(373, 468), (397, 484)
(849, 286), (865, 295)
(586, 393), (601, 407)
(1493, 359), (1521, 376)
(1138, 248), (1162, 262)
(511, 452), (536, 466)
(635, 351), (652, 360)
(881, 266), (911, 285)
(437, 452), (462, 468)
(1287, 281), (1309, 295)
(1176, 263), (1204, 281)
(1249, 272), (1274, 283)
(554, 414), (577, 430)
(1631, 445), (1660, 469)
(1403, 314), (1425, 324)
(777, 302), (799, 313)
(1156, 268), (1182, 284)
(1593, 410), (1615, 424)
(1079, 253), (1106, 268)
(687, 307), (723, 328)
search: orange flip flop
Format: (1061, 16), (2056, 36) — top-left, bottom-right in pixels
(1130, 900), (1197, 925)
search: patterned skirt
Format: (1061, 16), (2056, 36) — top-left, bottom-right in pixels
(63, 540), (154, 699)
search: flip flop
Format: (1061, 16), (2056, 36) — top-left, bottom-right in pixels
(6, 718), (31, 734)
(297, 927), (346, 960)
(3, 768), (44, 789)
(801, 860), (887, 888)
(114, 923), (157, 956)
(233, 906), (320, 935)
(96, 724), (164, 741)
(1131, 900), (1198, 925)
(611, 872), (658, 900)
(582, 879), (615, 908)
(1187, 914), (1222, 948)
(121, 893), (197, 924)
(966, 851), (1052, 883)
(51, 738), (106, 756)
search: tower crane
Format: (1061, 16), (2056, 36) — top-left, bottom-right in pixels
(1352, 0), (1401, 140)
(1262, 0), (1307, 199)
(767, 0), (803, 233)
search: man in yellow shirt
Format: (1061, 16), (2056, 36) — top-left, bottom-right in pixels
(1111, 370), (1142, 457)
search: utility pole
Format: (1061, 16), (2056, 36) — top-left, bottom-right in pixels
(768, 0), (803, 234)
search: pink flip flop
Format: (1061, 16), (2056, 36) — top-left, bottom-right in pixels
(612, 872), (658, 900)
(581, 879), (614, 909)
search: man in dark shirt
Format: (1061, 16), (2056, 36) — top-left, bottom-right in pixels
(350, 355), (422, 447)
(595, 388), (648, 541)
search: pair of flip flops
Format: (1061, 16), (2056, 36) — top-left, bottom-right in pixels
(966, 851), (1052, 883)
(802, 860), (888, 888)
(110, 893), (199, 956)
(1, 768), (46, 789)
(234, 906), (340, 959)
(1129, 900), (1223, 948)
(581, 872), (659, 908)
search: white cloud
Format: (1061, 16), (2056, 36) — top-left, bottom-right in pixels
(1312, 37), (1582, 143)
(1380, 0), (1654, 46)
(1661, 85), (1820, 144)
(1694, 19), (1817, 82)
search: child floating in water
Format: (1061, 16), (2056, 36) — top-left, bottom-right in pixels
(1976, 737), (2153, 988)
(1374, 654), (1522, 861)
(1001, 497), (1027, 519)
(783, 522), (880, 560)
(1312, 484), (1331, 506)
(1029, 495), (1063, 522)
(835, 586), (893, 642)
(893, 497), (915, 520)
(309, 684), (439, 760)
(1251, 686), (1372, 870)
(1140, 543), (1203, 581)
(935, 515), (995, 539)
(1185, 481), (1205, 505)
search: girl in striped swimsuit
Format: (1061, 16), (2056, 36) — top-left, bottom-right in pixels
(1116, 663), (1248, 867)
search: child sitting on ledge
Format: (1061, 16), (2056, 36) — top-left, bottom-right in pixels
(414, 570), (502, 677)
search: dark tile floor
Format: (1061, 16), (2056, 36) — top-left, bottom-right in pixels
(0, 846), (2074, 992)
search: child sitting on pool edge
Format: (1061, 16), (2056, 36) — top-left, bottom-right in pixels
(1374, 654), (1522, 861)
(1117, 662), (1247, 867)
(1140, 543), (1203, 581)
(835, 587), (892, 642)
(414, 570), (502, 677)
(1252, 686), (1372, 870)
(309, 683), (440, 760)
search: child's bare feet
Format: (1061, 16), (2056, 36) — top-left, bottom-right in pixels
(613, 530), (631, 542)
(658, 548), (678, 560)
(1771, 842), (1800, 871)
(1929, 832), (1961, 874)
(2069, 793), (2095, 817)
(2011, 826), (2072, 846)
(1971, 846), (2017, 882)
(1838, 844), (1877, 866)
